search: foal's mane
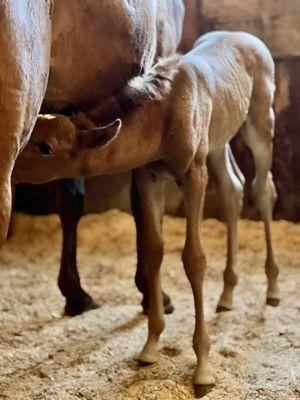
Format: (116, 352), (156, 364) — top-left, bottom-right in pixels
(84, 54), (180, 125)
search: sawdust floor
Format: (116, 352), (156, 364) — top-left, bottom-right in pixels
(0, 210), (299, 400)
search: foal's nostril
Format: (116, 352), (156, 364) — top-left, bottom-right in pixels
(37, 142), (54, 156)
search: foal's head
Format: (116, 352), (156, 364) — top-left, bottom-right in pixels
(14, 113), (122, 183)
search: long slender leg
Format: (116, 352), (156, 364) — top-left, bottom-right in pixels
(209, 145), (244, 311)
(0, 141), (19, 246)
(131, 172), (174, 315)
(58, 179), (98, 316)
(0, 175), (13, 247)
(0, 1), (51, 247)
(181, 160), (215, 395)
(7, 183), (16, 240)
(134, 168), (166, 364)
(243, 107), (280, 305)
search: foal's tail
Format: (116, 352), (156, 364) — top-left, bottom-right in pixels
(227, 144), (245, 187)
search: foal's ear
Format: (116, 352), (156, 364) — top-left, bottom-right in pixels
(78, 119), (122, 148)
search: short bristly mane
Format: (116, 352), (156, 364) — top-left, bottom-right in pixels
(81, 54), (180, 126)
(125, 54), (180, 103)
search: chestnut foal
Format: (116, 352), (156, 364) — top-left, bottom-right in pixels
(15, 31), (280, 394)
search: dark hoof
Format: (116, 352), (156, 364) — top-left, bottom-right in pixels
(216, 305), (231, 313)
(142, 293), (174, 315)
(194, 384), (215, 398)
(65, 294), (99, 316)
(266, 298), (280, 307)
(164, 301), (175, 315)
(137, 359), (154, 367)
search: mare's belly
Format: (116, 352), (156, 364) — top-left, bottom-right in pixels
(43, 0), (156, 112)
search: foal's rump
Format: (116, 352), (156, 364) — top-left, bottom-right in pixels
(182, 31), (275, 152)
(194, 30), (274, 78)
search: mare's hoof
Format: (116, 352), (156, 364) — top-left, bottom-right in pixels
(266, 297), (280, 307)
(216, 305), (231, 313)
(194, 384), (215, 398)
(142, 299), (175, 315)
(142, 292), (174, 315)
(65, 295), (99, 316)
(164, 301), (175, 315)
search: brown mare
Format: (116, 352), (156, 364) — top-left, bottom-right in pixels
(1, 0), (185, 316)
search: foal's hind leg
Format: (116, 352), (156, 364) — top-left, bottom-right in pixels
(181, 160), (215, 394)
(243, 107), (280, 306)
(134, 168), (166, 364)
(131, 172), (174, 315)
(209, 144), (244, 312)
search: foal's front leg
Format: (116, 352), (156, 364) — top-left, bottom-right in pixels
(131, 172), (174, 315)
(133, 168), (166, 364)
(181, 160), (215, 396)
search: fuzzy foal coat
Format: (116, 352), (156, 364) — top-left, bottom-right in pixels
(15, 31), (279, 394)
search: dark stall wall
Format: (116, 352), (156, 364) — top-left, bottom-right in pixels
(272, 60), (300, 219)
(181, 0), (300, 57)
(15, 0), (300, 221)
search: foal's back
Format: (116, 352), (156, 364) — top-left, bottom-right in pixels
(180, 31), (275, 151)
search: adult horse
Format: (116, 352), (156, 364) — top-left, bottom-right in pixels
(2, 0), (185, 314)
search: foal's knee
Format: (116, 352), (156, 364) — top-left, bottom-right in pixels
(182, 247), (206, 281)
(252, 172), (277, 213)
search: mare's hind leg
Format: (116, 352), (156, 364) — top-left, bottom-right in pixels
(134, 168), (166, 364)
(243, 106), (280, 306)
(131, 172), (174, 315)
(209, 144), (244, 312)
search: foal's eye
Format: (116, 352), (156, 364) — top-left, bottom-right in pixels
(37, 142), (54, 156)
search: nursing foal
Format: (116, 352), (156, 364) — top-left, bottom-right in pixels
(14, 31), (280, 392)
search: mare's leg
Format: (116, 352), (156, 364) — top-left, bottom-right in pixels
(7, 184), (16, 240)
(0, 1), (51, 245)
(131, 172), (174, 315)
(0, 153), (16, 246)
(209, 144), (244, 311)
(58, 179), (98, 316)
(181, 160), (215, 395)
(134, 168), (166, 364)
(243, 105), (280, 306)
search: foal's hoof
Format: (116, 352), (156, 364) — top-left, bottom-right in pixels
(216, 305), (231, 313)
(138, 359), (156, 367)
(142, 292), (174, 315)
(266, 297), (280, 307)
(138, 346), (160, 365)
(65, 295), (99, 316)
(194, 384), (215, 398)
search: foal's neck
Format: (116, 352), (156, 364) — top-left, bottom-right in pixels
(77, 56), (179, 177)
(79, 103), (166, 177)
